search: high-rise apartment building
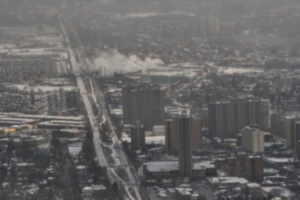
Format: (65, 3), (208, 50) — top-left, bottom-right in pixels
(228, 153), (264, 182)
(192, 119), (202, 151)
(285, 118), (300, 156)
(208, 98), (270, 137)
(130, 121), (145, 151)
(165, 119), (179, 153)
(285, 118), (300, 148)
(122, 83), (165, 130)
(196, 17), (220, 35)
(178, 110), (193, 178)
(165, 118), (201, 153)
(241, 126), (264, 153)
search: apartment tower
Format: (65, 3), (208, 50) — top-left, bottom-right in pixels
(130, 121), (145, 151)
(178, 110), (193, 178)
(241, 126), (264, 153)
(122, 83), (165, 130)
(285, 118), (300, 156)
(165, 118), (201, 153)
(228, 153), (264, 182)
(209, 98), (270, 137)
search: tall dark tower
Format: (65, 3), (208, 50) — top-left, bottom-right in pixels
(165, 118), (201, 154)
(130, 121), (145, 151)
(122, 83), (165, 130)
(178, 110), (192, 178)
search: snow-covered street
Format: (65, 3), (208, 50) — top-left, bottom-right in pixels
(60, 14), (146, 200)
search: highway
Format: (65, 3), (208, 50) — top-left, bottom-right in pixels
(76, 77), (107, 167)
(60, 11), (147, 200)
(92, 77), (146, 200)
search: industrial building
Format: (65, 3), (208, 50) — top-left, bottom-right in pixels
(37, 120), (85, 130)
(143, 160), (217, 180)
(0, 113), (85, 130)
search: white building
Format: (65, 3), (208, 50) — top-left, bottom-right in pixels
(241, 126), (264, 153)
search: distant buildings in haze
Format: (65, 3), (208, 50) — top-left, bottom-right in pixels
(195, 17), (220, 35)
(209, 98), (270, 137)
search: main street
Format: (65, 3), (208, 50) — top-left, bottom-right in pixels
(59, 8), (147, 200)
(92, 77), (148, 200)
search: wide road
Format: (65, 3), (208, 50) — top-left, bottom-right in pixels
(92, 77), (147, 200)
(59, 10), (147, 200)
(76, 77), (107, 167)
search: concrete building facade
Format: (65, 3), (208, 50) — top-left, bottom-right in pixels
(285, 118), (300, 156)
(241, 126), (264, 153)
(122, 83), (165, 130)
(208, 98), (270, 137)
(178, 110), (193, 178)
(196, 17), (220, 35)
(228, 153), (264, 183)
(130, 122), (145, 151)
(165, 118), (201, 154)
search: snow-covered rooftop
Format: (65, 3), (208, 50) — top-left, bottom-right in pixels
(207, 177), (249, 184)
(145, 161), (178, 172)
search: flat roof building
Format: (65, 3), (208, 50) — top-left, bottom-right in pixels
(209, 98), (270, 137)
(165, 118), (201, 154)
(178, 110), (193, 178)
(143, 160), (216, 179)
(227, 153), (264, 183)
(122, 83), (165, 130)
(241, 126), (264, 153)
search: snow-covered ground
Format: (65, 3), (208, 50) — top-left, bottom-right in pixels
(93, 50), (163, 76)
(38, 143), (50, 149)
(262, 186), (295, 198)
(110, 108), (123, 116)
(116, 11), (195, 19)
(218, 67), (264, 74)
(102, 142), (121, 166)
(68, 143), (82, 157)
(8, 84), (76, 92)
(0, 48), (67, 57)
(146, 136), (165, 145)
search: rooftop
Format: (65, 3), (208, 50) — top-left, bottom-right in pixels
(178, 110), (191, 118)
(207, 177), (249, 184)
